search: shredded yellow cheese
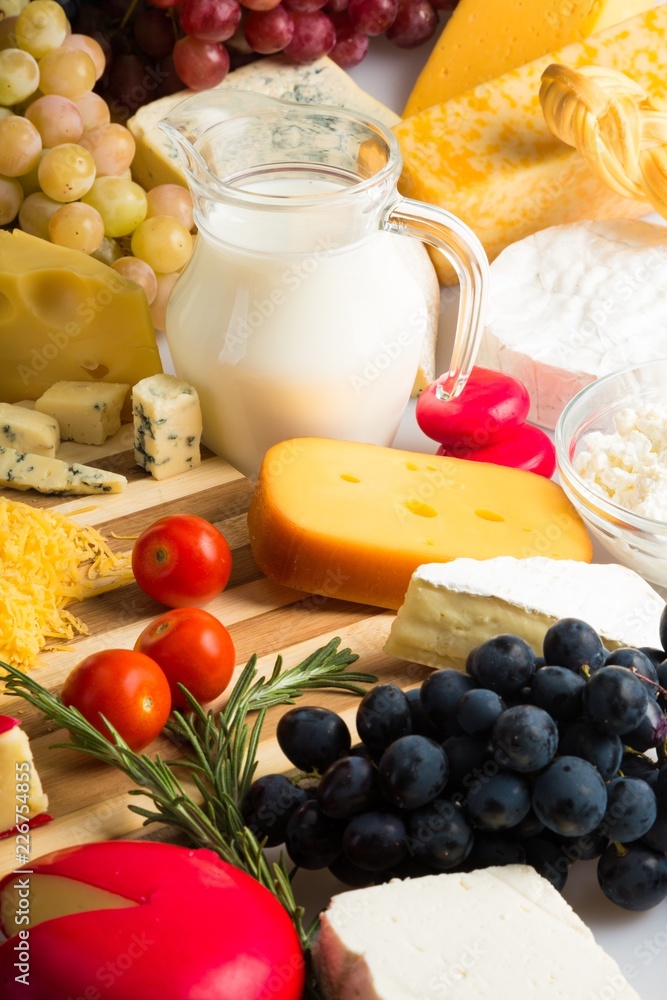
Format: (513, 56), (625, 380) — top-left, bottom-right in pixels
(0, 497), (133, 670)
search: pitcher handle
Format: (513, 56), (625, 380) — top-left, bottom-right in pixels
(381, 197), (489, 401)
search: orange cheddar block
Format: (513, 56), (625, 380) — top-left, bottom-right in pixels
(247, 438), (592, 611)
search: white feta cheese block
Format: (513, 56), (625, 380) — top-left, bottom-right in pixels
(384, 556), (664, 669)
(477, 219), (667, 429)
(0, 402), (59, 458)
(35, 380), (129, 447)
(313, 867), (640, 1000)
(0, 715), (49, 837)
(0, 445), (127, 495)
(133, 373), (202, 480)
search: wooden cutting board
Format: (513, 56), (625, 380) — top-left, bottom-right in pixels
(0, 427), (430, 878)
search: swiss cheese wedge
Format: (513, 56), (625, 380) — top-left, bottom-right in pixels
(247, 438), (592, 611)
(405, 0), (655, 115)
(394, 5), (664, 283)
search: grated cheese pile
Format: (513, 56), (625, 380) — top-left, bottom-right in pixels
(0, 497), (133, 670)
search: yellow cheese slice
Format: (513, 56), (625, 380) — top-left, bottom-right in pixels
(0, 230), (161, 402)
(394, 5), (664, 284)
(405, 0), (655, 115)
(247, 438), (592, 611)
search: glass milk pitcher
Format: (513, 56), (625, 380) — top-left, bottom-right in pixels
(161, 91), (488, 480)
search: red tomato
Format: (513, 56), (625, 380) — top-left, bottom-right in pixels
(131, 514), (232, 608)
(134, 607), (236, 708)
(61, 649), (172, 751)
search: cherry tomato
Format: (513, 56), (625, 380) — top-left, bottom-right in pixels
(417, 366), (530, 447)
(134, 607), (236, 708)
(61, 649), (172, 751)
(437, 422), (556, 478)
(132, 514), (232, 608)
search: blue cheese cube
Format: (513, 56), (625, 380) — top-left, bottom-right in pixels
(132, 374), (202, 480)
(35, 381), (129, 447)
(0, 446), (127, 494)
(0, 402), (60, 458)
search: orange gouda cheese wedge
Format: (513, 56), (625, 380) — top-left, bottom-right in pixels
(247, 438), (592, 611)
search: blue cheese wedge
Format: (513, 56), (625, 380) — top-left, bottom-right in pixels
(35, 380), (129, 447)
(132, 373), (202, 480)
(0, 402), (59, 458)
(0, 445), (126, 494)
(313, 866), (639, 1000)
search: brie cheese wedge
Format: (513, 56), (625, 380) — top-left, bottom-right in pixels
(384, 556), (664, 669)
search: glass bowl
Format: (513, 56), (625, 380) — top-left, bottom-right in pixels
(555, 359), (667, 592)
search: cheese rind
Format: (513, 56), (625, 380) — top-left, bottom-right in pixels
(313, 866), (640, 1000)
(394, 7), (666, 283)
(35, 380), (129, 446)
(385, 556), (664, 669)
(0, 445), (127, 495)
(132, 373), (202, 480)
(0, 402), (59, 458)
(0, 716), (49, 839)
(405, 0), (655, 115)
(247, 438), (592, 611)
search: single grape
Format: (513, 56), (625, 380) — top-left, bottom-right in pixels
(343, 811), (407, 871)
(379, 734), (448, 810)
(39, 46), (96, 99)
(506, 809), (544, 842)
(404, 686), (440, 740)
(605, 647), (659, 694)
(0, 115), (41, 177)
(619, 751), (659, 787)
(523, 836), (569, 891)
(330, 21), (368, 67)
(79, 122), (135, 177)
(240, 773), (308, 846)
(419, 668), (474, 736)
(469, 634), (536, 696)
(326, 0), (349, 10)
(0, 174), (22, 224)
(543, 618), (605, 671)
(180, 0), (242, 42)
(598, 842), (667, 911)
(441, 734), (490, 790)
(623, 697), (667, 752)
(112, 256), (158, 305)
(602, 776), (657, 843)
(456, 688), (505, 739)
(529, 665), (585, 723)
(81, 176), (148, 237)
(386, 0), (437, 47)
(465, 770), (531, 831)
(106, 53), (150, 116)
(283, 10), (335, 62)
(173, 35), (230, 89)
(558, 720), (622, 780)
(74, 91), (110, 129)
(658, 660), (667, 708)
(18, 190), (60, 238)
(15, 0), (68, 59)
(277, 705), (351, 773)
(145, 184), (194, 230)
(25, 94), (84, 146)
(133, 9), (174, 60)
(583, 665), (649, 736)
(532, 756), (607, 837)
(48, 200), (104, 253)
(356, 683), (412, 756)
(38, 142), (95, 202)
(642, 769), (667, 852)
(285, 799), (344, 868)
(317, 755), (378, 819)
(407, 798), (473, 870)
(0, 48), (40, 105)
(639, 647), (666, 669)
(241, 0), (283, 9)
(285, 0), (326, 9)
(348, 0), (396, 35)
(150, 271), (179, 331)
(348, 742), (374, 762)
(660, 603), (667, 652)
(491, 705), (558, 773)
(244, 5), (295, 53)
(466, 834), (526, 869)
(61, 33), (107, 79)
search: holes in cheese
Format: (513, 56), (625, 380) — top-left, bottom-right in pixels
(340, 474), (361, 483)
(21, 272), (88, 328)
(475, 508), (505, 522)
(247, 438), (593, 610)
(0, 874), (136, 937)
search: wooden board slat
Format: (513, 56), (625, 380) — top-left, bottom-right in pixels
(0, 436), (421, 876)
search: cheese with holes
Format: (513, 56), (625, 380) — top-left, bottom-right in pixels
(0, 445), (127, 494)
(394, 6), (666, 284)
(477, 219), (667, 429)
(133, 373), (202, 480)
(0, 230), (161, 403)
(0, 716), (49, 839)
(313, 866), (640, 1000)
(405, 0), (655, 115)
(247, 438), (592, 611)
(0, 402), (59, 458)
(385, 557), (664, 669)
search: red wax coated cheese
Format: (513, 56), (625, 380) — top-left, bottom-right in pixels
(417, 366), (530, 446)
(437, 422), (556, 478)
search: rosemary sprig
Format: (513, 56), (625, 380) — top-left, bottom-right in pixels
(0, 637), (376, 966)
